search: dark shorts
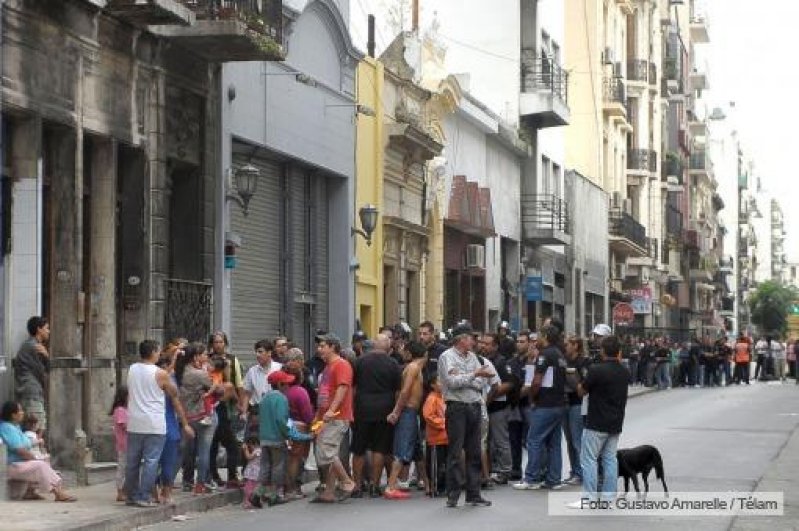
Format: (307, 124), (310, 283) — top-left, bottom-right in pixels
(393, 408), (419, 464)
(351, 419), (394, 456)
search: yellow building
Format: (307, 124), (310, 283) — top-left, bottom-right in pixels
(355, 58), (385, 337)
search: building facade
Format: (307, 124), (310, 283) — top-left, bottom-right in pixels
(218, 0), (361, 362)
(1, 0), (283, 464)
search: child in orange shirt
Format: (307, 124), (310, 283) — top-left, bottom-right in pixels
(423, 375), (447, 497)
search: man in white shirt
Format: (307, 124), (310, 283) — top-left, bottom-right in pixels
(754, 338), (769, 381)
(125, 340), (193, 507)
(243, 339), (283, 435)
(244, 339), (283, 407)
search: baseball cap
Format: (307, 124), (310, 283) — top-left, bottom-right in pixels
(352, 330), (368, 342)
(451, 320), (474, 338)
(592, 324), (613, 337)
(267, 370), (295, 386)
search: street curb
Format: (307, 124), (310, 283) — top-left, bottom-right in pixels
(36, 387), (655, 531)
(64, 489), (242, 531)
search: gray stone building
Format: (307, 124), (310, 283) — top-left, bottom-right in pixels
(1, 0), (282, 466)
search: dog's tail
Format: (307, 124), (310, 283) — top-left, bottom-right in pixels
(654, 449), (669, 497)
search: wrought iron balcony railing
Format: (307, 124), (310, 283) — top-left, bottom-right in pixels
(628, 149), (658, 173)
(627, 59), (649, 82)
(609, 209), (648, 250)
(182, 0), (283, 43)
(666, 204), (683, 237)
(602, 76), (626, 104)
(521, 194), (571, 233)
(520, 57), (569, 103)
(690, 150), (708, 170)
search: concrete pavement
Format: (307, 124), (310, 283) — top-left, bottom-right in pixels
(148, 382), (799, 531)
(0, 386), (764, 531)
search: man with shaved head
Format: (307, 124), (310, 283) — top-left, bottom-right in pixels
(350, 333), (401, 497)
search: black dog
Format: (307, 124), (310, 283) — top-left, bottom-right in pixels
(616, 445), (668, 497)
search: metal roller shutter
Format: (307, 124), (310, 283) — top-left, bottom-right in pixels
(287, 166), (329, 353)
(230, 151), (281, 366)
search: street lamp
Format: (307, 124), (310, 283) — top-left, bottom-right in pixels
(227, 164), (260, 216)
(352, 204), (379, 246)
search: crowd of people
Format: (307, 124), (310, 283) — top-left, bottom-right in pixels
(2, 313), (795, 508)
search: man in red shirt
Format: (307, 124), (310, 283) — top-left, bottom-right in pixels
(311, 334), (356, 503)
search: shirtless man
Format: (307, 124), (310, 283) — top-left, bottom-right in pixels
(383, 341), (428, 499)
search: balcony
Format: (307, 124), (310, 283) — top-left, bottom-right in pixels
(627, 59), (649, 84)
(608, 208), (648, 257)
(153, 0), (285, 62)
(521, 194), (572, 246)
(690, 16), (710, 44)
(712, 192), (725, 211)
(106, 0), (194, 25)
(627, 149), (657, 176)
(666, 204), (683, 238)
(520, 55), (570, 128)
(690, 68), (709, 91)
(602, 77), (628, 121)
(689, 255), (715, 282)
(648, 62), (658, 89)
(663, 57), (683, 94)
(689, 150), (711, 182)
(689, 117), (707, 138)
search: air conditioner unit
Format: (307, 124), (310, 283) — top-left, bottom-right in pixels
(613, 262), (627, 280)
(465, 244), (485, 270)
(641, 267), (651, 283)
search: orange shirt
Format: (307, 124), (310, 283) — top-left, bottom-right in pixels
(734, 341), (751, 364)
(422, 391), (447, 446)
(317, 357), (354, 422)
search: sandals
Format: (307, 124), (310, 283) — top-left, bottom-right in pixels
(55, 494), (78, 503)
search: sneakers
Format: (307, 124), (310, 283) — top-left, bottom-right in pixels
(544, 482), (563, 490)
(489, 473), (508, 485)
(384, 488), (411, 500)
(564, 475), (583, 486)
(395, 480), (412, 492)
(512, 481), (544, 490)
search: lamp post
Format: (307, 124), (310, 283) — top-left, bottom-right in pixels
(227, 163), (260, 216)
(353, 204), (378, 246)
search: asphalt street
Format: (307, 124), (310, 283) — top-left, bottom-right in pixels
(150, 382), (799, 531)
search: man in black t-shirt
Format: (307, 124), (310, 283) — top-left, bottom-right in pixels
(507, 330), (533, 480)
(653, 337), (672, 390)
(512, 325), (566, 490)
(482, 333), (518, 484)
(351, 333), (401, 496)
(419, 320), (447, 387)
(573, 335), (629, 504)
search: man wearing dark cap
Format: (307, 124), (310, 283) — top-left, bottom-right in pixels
(437, 322), (494, 508)
(352, 331), (368, 358)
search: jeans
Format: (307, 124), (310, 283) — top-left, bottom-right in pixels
(508, 409), (528, 478)
(523, 406), (564, 486)
(563, 404), (584, 479)
(444, 401), (482, 501)
(124, 432), (166, 503)
(488, 407), (512, 476)
(258, 443), (288, 487)
(734, 361), (750, 384)
(655, 363), (671, 390)
(581, 428), (619, 502)
(182, 419), (215, 486)
(628, 358), (639, 385)
(211, 406), (240, 482)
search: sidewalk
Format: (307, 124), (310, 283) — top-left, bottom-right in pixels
(2, 385), (655, 531)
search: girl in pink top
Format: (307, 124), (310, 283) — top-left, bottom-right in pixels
(109, 387), (129, 502)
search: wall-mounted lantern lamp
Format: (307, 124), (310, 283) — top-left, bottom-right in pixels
(226, 164), (260, 216)
(352, 204), (379, 246)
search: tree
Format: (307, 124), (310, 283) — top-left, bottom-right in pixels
(748, 280), (798, 337)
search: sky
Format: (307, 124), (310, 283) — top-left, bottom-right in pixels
(348, 0), (798, 261)
(689, 0), (797, 260)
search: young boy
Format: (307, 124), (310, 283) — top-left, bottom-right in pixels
(253, 370), (313, 507)
(423, 375), (447, 497)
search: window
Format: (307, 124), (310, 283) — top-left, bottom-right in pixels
(552, 163), (562, 198)
(552, 41), (561, 65)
